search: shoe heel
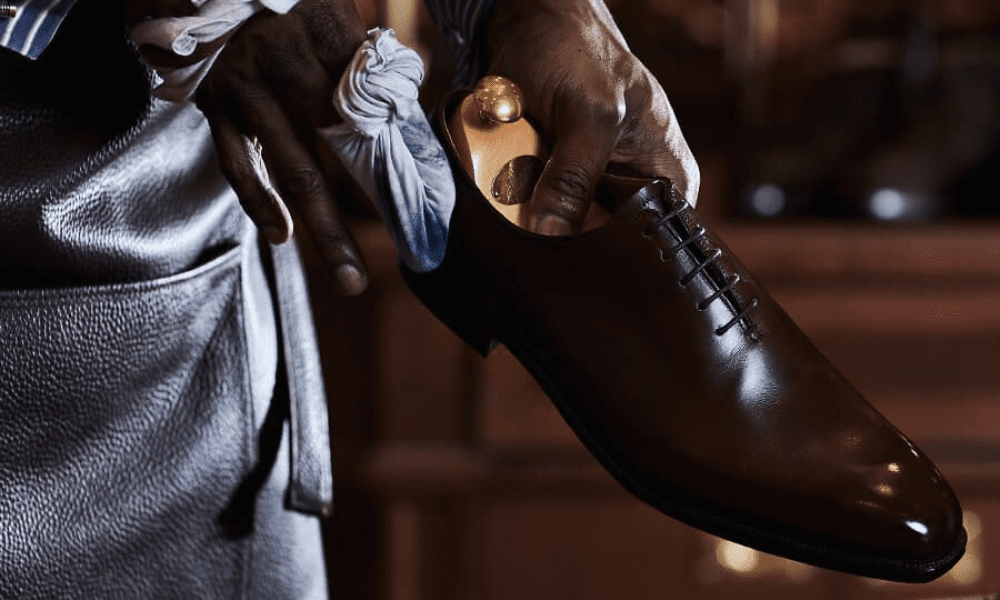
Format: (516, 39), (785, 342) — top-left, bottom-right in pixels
(400, 264), (498, 358)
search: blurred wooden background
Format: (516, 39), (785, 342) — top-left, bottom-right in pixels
(307, 1), (1000, 598)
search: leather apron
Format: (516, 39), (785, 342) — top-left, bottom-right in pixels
(0, 1), (332, 597)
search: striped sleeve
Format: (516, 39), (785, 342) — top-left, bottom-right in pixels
(0, 0), (495, 67)
(1, 0), (79, 60)
(422, 0), (498, 85)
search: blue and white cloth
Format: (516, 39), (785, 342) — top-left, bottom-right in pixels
(319, 28), (455, 272)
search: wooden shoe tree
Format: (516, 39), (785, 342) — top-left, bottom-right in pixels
(447, 76), (613, 232)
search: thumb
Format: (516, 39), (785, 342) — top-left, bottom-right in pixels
(528, 114), (619, 236)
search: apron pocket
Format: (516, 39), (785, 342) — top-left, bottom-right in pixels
(0, 245), (255, 599)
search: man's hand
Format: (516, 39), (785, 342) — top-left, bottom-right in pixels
(195, 0), (370, 295)
(484, 0), (700, 236)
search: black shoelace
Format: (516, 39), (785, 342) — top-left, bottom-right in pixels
(643, 201), (759, 337)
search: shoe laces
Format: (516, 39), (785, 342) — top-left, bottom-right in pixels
(642, 192), (760, 338)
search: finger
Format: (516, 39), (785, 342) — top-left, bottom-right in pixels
(205, 109), (294, 244)
(615, 73), (701, 206)
(254, 34), (340, 128)
(303, 0), (368, 76)
(654, 115), (700, 206)
(293, 163), (369, 297)
(528, 104), (620, 236)
(245, 93), (369, 296)
(610, 115), (701, 206)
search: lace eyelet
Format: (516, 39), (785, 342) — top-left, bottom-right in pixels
(646, 203), (760, 335)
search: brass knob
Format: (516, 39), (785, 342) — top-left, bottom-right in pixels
(473, 75), (525, 124)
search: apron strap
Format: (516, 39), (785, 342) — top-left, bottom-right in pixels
(267, 238), (334, 517)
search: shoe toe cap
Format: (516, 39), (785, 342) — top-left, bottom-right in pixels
(783, 450), (967, 581)
(858, 458), (966, 570)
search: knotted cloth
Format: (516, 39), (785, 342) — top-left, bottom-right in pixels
(319, 28), (454, 272)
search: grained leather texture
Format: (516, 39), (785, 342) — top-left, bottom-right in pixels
(0, 0), (243, 290)
(0, 242), (327, 599)
(0, 247), (252, 598)
(1, 0), (331, 597)
(399, 94), (967, 583)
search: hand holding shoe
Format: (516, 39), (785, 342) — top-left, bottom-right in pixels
(482, 0), (700, 235)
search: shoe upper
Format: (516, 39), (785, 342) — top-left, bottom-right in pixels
(400, 95), (967, 583)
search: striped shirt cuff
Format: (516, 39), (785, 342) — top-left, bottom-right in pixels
(422, 0), (498, 85)
(1, 0), (79, 60)
(0, 0), (497, 67)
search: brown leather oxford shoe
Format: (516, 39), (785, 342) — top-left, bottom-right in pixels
(399, 95), (966, 583)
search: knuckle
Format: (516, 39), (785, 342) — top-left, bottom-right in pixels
(309, 213), (347, 242)
(256, 49), (301, 87)
(315, 229), (355, 258)
(548, 166), (592, 205)
(565, 86), (622, 130)
(226, 157), (257, 188)
(281, 166), (326, 200)
(317, 230), (349, 249)
(590, 97), (624, 128)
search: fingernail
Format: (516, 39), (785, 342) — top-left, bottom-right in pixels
(532, 214), (573, 237)
(335, 264), (367, 296)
